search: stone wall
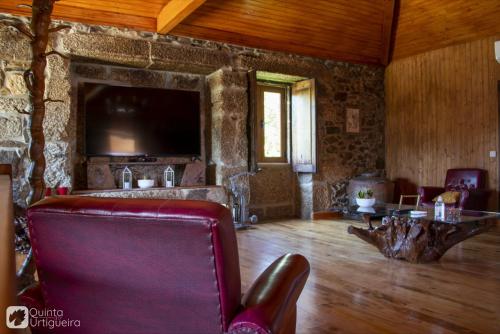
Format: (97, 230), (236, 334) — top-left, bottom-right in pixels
(0, 14), (385, 217)
(249, 164), (297, 219)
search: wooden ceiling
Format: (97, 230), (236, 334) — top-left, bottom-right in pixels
(1, 0), (499, 65)
(392, 0), (500, 59)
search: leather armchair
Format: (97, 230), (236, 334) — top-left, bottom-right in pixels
(21, 197), (309, 334)
(418, 168), (489, 210)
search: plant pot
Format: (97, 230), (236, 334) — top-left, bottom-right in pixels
(356, 197), (376, 208)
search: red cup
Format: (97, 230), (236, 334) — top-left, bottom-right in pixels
(45, 187), (52, 197)
(56, 187), (69, 196)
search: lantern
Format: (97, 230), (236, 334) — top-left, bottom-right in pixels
(122, 166), (132, 190)
(164, 166), (175, 188)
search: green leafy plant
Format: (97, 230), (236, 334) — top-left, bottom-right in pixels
(357, 188), (374, 199)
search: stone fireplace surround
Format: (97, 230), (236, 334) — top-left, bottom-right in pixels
(0, 15), (385, 219)
(70, 62), (208, 191)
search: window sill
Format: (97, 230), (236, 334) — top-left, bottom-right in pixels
(257, 162), (290, 167)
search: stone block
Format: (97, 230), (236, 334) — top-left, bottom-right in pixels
(72, 63), (109, 80)
(150, 42), (229, 74)
(4, 60), (31, 71)
(250, 165), (295, 206)
(0, 97), (29, 115)
(4, 71), (28, 95)
(209, 87), (247, 108)
(0, 26), (31, 61)
(44, 141), (71, 187)
(181, 161), (206, 186)
(78, 186), (228, 206)
(60, 33), (151, 67)
(47, 56), (71, 101)
(0, 115), (22, 139)
(43, 102), (70, 141)
(297, 173), (313, 219)
(87, 164), (116, 189)
(313, 182), (330, 212)
(218, 117), (248, 164)
(127, 68), (166, 87)
(216, 166), (248, 188)
(168, 73), (203, 90)
(206, 69), (247, 90)
(182, 188), (209, 201)
(246, 53), (325, 79)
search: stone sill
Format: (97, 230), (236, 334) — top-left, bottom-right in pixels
(73, 185), (228, 206)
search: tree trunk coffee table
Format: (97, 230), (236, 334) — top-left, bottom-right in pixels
(347, 205), (499, 263)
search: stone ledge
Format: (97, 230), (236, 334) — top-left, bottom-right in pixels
(73, 185), (228, 205)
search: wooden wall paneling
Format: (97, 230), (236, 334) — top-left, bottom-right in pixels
(386, 36), (500, 209)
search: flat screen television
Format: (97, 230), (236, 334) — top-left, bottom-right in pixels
(81, 83), (201, 157)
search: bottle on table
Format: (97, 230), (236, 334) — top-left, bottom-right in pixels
(434, 196), (445, 220)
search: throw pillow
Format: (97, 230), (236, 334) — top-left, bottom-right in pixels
(432, 191), (461, 204)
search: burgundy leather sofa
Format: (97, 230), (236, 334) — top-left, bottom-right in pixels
(417, 168), (490, 210)
(21, 197), (310, 334)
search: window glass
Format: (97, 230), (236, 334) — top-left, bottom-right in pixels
(263, 91), (282, 158)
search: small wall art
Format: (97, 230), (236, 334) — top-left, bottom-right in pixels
(346, 108), (360, 133)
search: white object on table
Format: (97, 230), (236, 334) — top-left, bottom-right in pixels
(138, 179), (154, 189)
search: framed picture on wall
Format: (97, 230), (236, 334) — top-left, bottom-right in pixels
(346, 108), (360, 133)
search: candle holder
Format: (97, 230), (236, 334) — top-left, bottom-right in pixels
(164, 166), (175, 188)
(122, 166), (132, 190)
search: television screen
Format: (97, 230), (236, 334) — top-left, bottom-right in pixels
(82, 83), (201, 156)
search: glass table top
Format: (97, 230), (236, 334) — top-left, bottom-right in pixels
(342, 203), (500, 224)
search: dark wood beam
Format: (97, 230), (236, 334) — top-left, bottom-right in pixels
(381, 0), (396, 65)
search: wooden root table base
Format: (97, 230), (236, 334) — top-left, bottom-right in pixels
(348, 215), (495, 263)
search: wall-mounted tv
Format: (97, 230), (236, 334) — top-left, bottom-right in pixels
(81, 83), (201, 157)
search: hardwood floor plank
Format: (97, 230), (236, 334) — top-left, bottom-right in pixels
(237, 219), (500, 334)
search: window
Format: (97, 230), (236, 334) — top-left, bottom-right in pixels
(256, 84), (288, 163)
(249, 73), (316, 172)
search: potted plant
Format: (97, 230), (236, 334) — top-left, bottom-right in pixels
(356, 188), (376, 207)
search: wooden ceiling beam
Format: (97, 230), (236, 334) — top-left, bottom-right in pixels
(380, 0), (396, 65)
(156, 0), (206, 34)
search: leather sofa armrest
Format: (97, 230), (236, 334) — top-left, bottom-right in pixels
(229, 254), (310, 334)
(417, 186), (445, 204)
(19, 283), (44, 310)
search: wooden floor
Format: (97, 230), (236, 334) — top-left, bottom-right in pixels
(236, 219), (500, 334)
